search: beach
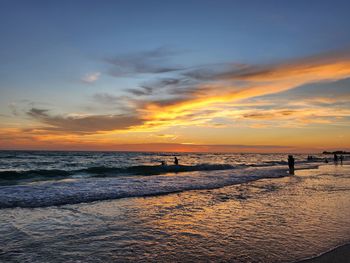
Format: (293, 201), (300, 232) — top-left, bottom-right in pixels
(0, 152), (349, 262)
(298, 243), (350, 263)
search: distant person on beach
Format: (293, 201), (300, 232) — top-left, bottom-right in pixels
(288, 155), (295, 175)
(340, 155), (344, 164)
(334, 154), (338, 163)
(174, 157), (179, 165)
(324, 158), (329, 163)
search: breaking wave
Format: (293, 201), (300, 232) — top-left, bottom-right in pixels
(0, 164), (235, 182)
(0, 166), (292, 209)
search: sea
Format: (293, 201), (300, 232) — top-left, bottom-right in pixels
(0, 151), (349, 262)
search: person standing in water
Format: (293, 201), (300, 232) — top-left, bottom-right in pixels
(334, 153), (338, 163)
(288, 155), (295, 175)
(174, 157), (179, 165)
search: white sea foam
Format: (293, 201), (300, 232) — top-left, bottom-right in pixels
(0, 165), (316, 208)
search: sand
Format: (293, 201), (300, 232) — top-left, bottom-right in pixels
(298, 243), (350, 263)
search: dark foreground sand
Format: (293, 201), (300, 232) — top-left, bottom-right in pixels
(298, 244), (350, 263)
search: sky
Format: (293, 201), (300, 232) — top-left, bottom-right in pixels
(1, 0), (350, 152)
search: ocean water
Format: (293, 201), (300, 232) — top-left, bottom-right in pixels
(0, 151), (349, 262)
(0, 151), (322, 208)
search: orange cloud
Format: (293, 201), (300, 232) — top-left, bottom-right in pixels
(141, 52), (350, 127)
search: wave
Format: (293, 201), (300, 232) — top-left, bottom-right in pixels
(0, 155), (18, 159)
(0, 166), (292, 209)
(0, 160), (325, 183)
(85, 163), (235, 176)
(0, 164), (235, 182)
(250, 161), (287, 167)
(0, 169), (72, 181)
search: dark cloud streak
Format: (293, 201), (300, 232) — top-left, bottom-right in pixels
(27, 108), (143, 134)
(105, 47), (183, 77)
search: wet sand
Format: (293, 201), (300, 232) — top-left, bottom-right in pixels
(298, 243), (350, 263)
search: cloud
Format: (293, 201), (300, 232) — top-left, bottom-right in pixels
(23, 50), (350, 136)
(91, 93), (140, 113)
(81, 51), (350, 132)
(126, 86), (154, 96)
(81, 72), (101, 83)
(27, 108), (49, 118)
(26, 108), (143, 133)
(8, 103), (19, 116)
(105, 47), (183, 77)
(92, 93), (122, 105)
(125, 77), (196, 101)
(137, 50), (350, 126)
(253, 77), (350, 104)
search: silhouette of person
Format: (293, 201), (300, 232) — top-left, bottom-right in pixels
(324, 158), (328, 163)
(174, 157), (179, 165)
(340, 155), (344, 164)
(288, 155), (295, 175)
(334, 154), (338, 163)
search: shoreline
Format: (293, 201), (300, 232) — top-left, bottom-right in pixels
(297, 243), (350, 263)
(1, 161), (349, 262)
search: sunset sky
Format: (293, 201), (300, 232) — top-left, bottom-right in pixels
(1, 0), (350, 152)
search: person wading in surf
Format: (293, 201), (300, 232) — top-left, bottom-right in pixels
(288, 155), (295, 175)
